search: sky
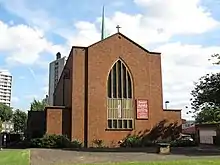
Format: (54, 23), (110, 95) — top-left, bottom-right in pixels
(0, 0), (220, 120)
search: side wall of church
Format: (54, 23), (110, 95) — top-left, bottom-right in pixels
(53, 48), (73, 108)
(53, 48), (73, 140)
(71, 47), (86, 142)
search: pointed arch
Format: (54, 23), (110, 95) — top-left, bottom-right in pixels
(107, 59), (134, 130)
(107, 59), (133, 99)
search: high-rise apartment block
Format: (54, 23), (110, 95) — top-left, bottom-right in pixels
(48, 53), (66, 105)
(0, 70), (12, 107)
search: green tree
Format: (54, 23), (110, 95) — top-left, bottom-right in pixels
(191, 73), (220, 123)
(191, 73), (220, 111)
(195, 107), (220, 124)
(209, 53), (220, 65)
(0, 103), (13, 122)
(12, 109), (27, 133)
(30, 99), (47, 111)
(0, 120), (2, 132)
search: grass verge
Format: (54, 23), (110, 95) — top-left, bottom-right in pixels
(0, 149), (30, 165)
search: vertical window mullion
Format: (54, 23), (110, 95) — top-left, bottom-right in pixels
(109, 99), (111, 118)
(113, 99), (115, 118)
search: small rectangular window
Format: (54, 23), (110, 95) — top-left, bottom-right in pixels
(118, 120), (122, 128)
(123, 120), (127, 129)
(113, 120), (117, 128)
(128, 120), (133, 129)
(108, 120), (112, 129)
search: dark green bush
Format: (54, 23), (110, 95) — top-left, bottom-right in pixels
(70, 140), (82, 148)
(170, 139), (196, 147)
(141, 140), (156, 147)
(30, 138), (43, 148)
(120, 135), (142, 147)
(29, 134), (82, 148)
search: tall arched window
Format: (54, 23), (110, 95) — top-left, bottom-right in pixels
(107, 59), (133, 129)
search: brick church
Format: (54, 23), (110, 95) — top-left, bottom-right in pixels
(28, 31), (181, 148)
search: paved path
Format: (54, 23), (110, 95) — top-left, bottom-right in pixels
(30, 147), (220, 165)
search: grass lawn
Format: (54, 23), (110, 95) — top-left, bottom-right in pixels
(0, 149), (30, 165)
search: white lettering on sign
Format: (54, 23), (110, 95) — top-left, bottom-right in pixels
(136, 99), (148, 119)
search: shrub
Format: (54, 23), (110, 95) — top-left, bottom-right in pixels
(92, 139), (104, 148)
(70, 140), (82, 148)
(170, 139), (197, 147)
(29, 134), (82, 148)
(141, 139), (156, 147)
(30, 138), (43, 148)
(120, 135), (142, 147)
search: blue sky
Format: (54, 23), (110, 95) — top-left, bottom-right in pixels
(0, 0), (220, 119)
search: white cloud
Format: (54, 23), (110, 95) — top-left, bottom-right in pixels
(0, 20), (68, 66)
(2, 0), (220, 120)
(64, 21), (101, 46)
(134, 0), (219, 35)
(157, 43), (220, 119)
(60, 0), (219, 49)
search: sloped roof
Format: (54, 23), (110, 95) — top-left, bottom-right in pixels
(88, 32), (161, 55)
(182, 126), (196, 134)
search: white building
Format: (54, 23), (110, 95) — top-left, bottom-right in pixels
(0, 70), (12, 107)
(182, 120), (195, 129)
(48, 52), (66, 105)
(1, 121), (14, 133)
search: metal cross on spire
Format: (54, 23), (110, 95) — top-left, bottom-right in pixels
(116, 25), (121, 33)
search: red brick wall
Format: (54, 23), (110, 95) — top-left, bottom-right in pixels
(53, 33), (182, 147)
(46, 107), (63, 135)
(163, 109), (182, 124)
(71, 47), (86, 142)
(53, 47), (86, 142)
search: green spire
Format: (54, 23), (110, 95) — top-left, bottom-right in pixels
(101, 6), (105, 40)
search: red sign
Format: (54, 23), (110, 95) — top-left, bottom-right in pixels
(136, 99), (149, 119)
